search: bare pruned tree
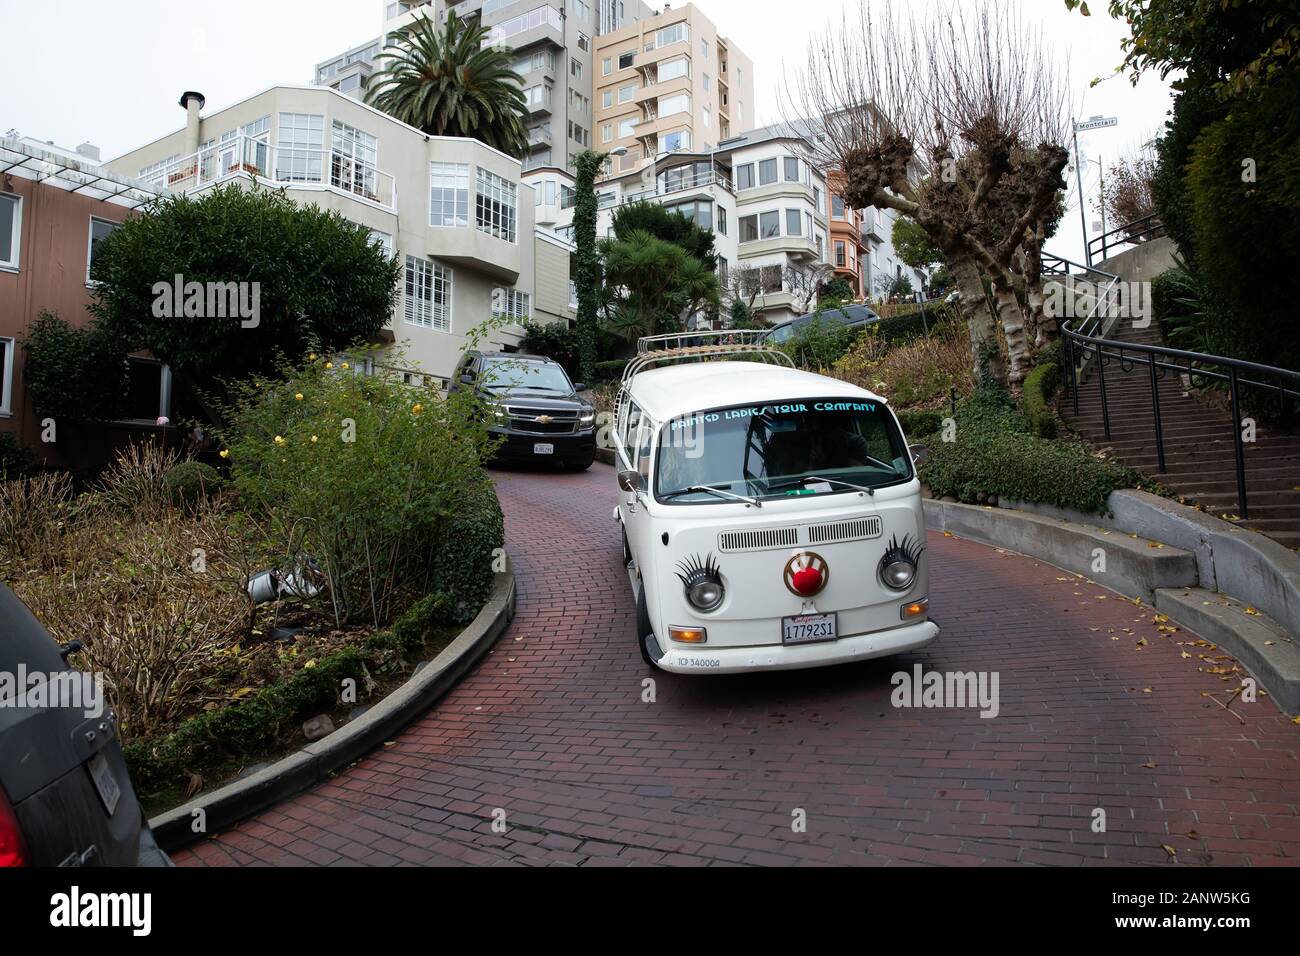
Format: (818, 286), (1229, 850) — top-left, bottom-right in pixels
(783, 0), (1073, 388)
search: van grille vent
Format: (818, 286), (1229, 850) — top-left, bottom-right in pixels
(717, 526), (800, 552)
(807, 515), (883, 545)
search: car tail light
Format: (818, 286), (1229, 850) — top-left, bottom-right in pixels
(0, 785), (28, 867)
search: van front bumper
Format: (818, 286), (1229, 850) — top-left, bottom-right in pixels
(651, 619), (939, 675)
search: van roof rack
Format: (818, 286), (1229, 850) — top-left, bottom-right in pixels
(623, 330), (795, 383)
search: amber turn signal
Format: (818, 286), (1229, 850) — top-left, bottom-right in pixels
(900, 598), (929, 620)
(668, 626), (707, 643)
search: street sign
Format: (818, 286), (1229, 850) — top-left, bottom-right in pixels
(1075, 116), (1118, 131)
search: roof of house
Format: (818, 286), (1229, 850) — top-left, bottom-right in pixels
(628, 360), (884, 422)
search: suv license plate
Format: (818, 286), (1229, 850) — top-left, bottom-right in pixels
(534, 443), (554, 455)
(781, 612), (838, 645)
(86, 751), (121, 816)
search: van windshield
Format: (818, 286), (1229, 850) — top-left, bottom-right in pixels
(655, 399), (912, 504)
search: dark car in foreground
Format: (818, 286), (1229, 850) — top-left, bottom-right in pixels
(761, 303), (883, 345)
(451, 351), (597, 470)
(0, 584), (169, 867)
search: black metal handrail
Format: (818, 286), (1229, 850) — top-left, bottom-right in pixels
(1057, 252), (1300, 518)
(1087, 212), (1166, 265)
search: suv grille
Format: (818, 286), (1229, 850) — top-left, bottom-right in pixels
(807, 515), (883, 545)
(506, 405), (579, 435)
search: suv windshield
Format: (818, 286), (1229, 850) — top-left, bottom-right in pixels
(655, 398), (911, 504)
(480, 359), (574, 393)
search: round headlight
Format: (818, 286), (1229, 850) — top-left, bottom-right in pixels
(689, 579), (724, 611)
(881, 559), (916, 590)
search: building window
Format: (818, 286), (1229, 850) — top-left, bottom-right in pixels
(661, 129), (691, 152)
(368, 228), (394, 258)
(658, 93), (689, 117)
(759, 210), (780, 239)
(659, 56), (688, 82)
(331, 121), (379, 198)
(276, 113), (325, 182)
(717, 205), (727, 236)
(404, 256), (452, 332)
(655, 22), (688, 47)
(524, 84), (551, 110)
(493, 288), (531, 321)
(759, 157), (778, 186)
(602, 57), (612, 75)
(0, 193), (20, 271)
(785, 208), (802, 236)
(86, 217), (119, 284)
(832, 194), (846, 219)
(0, 336), (13, 416)
(430, 162), (470, 227)
(701, 39), (708, 58)
(703, 73), (711, 92)
(601, 124), (613, 143)
(577, 32), (590, 52)
(735, 163), (754, 190)
(813, 184), (822, 212)
(739, 214), (758, 243)
(618, 50), (635, 70)
(835, 240), (847, 267)
(602, 90), (613, 108)
(618, 82), (636, 103)
(618, 117), (637, 138)
(784, 156), (800, 182)
(476, 167), (518, 242)
(571, 58), (582, 78)
(574, 0), (589, 19)
(119, 358), (173, 423)
(703, 107), (710, 128)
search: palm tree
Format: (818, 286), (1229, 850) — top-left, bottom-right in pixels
(366, 11), (529, 158)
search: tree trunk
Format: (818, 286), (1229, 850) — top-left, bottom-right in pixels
(991, 274), (1031, 388)
(952, 257), (1003, 386)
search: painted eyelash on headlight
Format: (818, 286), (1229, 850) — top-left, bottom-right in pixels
(880, 533), (925, 567)
(675, 553), (722, 588)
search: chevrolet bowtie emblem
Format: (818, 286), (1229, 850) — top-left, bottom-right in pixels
(535, 414), (553, 424)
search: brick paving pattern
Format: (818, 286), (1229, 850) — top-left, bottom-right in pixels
(176, 465), (1300, 867)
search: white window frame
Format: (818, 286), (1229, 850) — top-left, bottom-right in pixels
(0, 336), (14, 416)
(602, 57), (612, 75)
(602, 90), (613, 108)
(492, 287), (532, 322)
(658, 55), (689, 82)
(404, 256), (452, 332)
(475, 167), (518, 243)
(618, 117), (637, 138)
(657, 92), (690, 117)
(86, 216), (119, 286)
(618, 82), (637, 104)
(0, 193), (21, 272)
(430, 162), (470, 227)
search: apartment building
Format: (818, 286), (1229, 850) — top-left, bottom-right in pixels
(548, 123), (829, 325)
(591, 2), (754, 177)
(0, 137), (168, 467)
(313, 38), (384, 100)
(108, 86), (572, 384)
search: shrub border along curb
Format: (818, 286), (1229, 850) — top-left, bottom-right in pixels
(147, 558), (517, 852)
(924, 497), (1300, 715)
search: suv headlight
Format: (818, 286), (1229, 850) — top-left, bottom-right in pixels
(579, 408), (595, 425)
(878, 533), (924, 591)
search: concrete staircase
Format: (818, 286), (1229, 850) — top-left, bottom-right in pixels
(1060, 313), (1300, 551)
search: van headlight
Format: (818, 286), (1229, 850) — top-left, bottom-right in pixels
(675, 553), (724, 612)
(878, 533), (924, 591)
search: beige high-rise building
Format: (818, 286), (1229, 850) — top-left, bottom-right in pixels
(592, 2), (754, 176)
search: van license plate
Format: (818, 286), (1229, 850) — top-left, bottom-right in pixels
(534, 443), (554, 455)
(86, 751), (121, 816)
(782, 612), (838, 645)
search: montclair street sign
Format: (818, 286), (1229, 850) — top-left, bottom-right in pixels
(1075, 115), (1119, 131)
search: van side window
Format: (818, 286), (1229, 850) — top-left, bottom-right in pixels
(623, 403), (642, 455)
(634, 416), (654, 482)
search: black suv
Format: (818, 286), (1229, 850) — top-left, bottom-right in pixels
(451, 351), (597, 470)
(0, 583), (170, 867)
(761, 303), (883, 344)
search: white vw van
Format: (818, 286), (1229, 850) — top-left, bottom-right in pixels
(614, 332), (938, 674)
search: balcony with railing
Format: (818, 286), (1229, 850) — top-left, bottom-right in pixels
(138, 134), (396, 210)
(621, 166), (734, 205)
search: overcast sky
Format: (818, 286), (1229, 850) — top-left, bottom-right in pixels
(2, 0), (1174, 263)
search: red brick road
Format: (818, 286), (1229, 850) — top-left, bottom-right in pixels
(178, 465), (1300, 867)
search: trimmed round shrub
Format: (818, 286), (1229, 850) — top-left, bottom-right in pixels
(163, 461), (222, 511)
(431, 473), (505, 624)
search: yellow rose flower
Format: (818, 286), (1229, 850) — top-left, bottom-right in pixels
(308, 353), (317, 361)
(341, 362), (349, 370)
(412, 403), (424, 415)
(310, 435), (318, 443)
(324, 362), (334, 370)
(219, 449), (230, 459)
(274, 435), (285, 445)
(295, 393), (304, 401)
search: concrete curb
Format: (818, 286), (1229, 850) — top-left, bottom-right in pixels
(923, 498), (1197, 603)
(594, 446), (616, 466)
(148, 561), (518, 852)
(1001, 490), (1300, 640)
(924, 498), (1298, 715)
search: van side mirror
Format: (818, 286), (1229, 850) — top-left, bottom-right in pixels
(459, 373), (475, 385)
(617, 470), (642, 493)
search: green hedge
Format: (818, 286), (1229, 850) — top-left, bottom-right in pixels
(0, 434), (31, 479)
(594, 358), (629, 382)
(164, 461), (222, 511)
(430, 473), (505, 623)
(894, 408), (944, 439)
(1021, 361), (1060, 439)
(919, 388), (1158, 513)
